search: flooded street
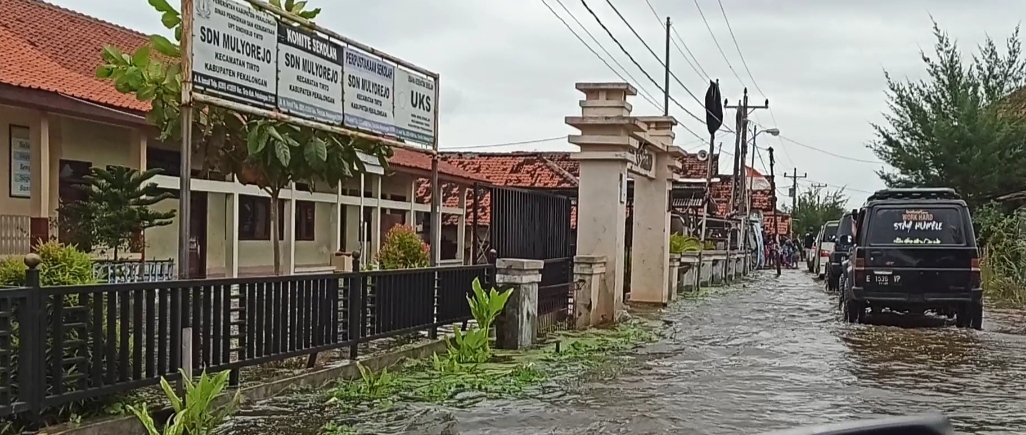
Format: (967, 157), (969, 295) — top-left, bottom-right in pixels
(454, 269), (1026, 435)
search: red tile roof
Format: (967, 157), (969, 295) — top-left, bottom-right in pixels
(439, 152), (578, 188)
(1, 0), (151, 112)
(1, 0), (478, 182)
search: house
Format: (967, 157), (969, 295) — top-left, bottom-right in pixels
(420, 149), (789, 251)
(0, 0), (485, 276)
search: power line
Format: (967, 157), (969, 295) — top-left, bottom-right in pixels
(716, 0), (765, 98)
(548, 0), (664, 110)
(642, 0), (709, 81)
(797, 177), (874, 194)
(691, 0), (745, 87)
(599, 0), (738, 132)
(442, 136), (566, 150)
(777, 136), (886, 164)
(596, 0), (733, 133)
(577, 0), (709, 139)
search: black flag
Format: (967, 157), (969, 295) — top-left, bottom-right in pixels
(704, 80), (723, 135)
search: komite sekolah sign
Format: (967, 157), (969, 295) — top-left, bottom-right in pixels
(189, 0), (437, 145)
(276, 23), (343, 125)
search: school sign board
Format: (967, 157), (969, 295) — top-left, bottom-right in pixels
(190, 0), (436, 146)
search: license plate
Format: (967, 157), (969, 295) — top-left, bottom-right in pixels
(874, 275), (890, 286)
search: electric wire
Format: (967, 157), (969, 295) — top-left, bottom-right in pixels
(577, 0), (709, 139)
(642, 0), (709, 81)
(540, 0), (665, 112)
(599, 0), (733, 133)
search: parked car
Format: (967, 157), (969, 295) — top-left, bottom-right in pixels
(838, 188), (982, 329)
(825, 211), (856, 291)
(812, 220), (839, 279)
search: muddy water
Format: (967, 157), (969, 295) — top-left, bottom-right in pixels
(232, 269), (1026, 434)
(452, 269), (1026, 434)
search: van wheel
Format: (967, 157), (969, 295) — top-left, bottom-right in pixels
(966, 302), (983, 330)
(842, 298), (864, 323)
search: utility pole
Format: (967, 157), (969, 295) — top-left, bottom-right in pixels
(768, 146), (779, 276)
(726, 92), (769, 256)
(784, 168), (808, 236)
(663, 17), (671, 116)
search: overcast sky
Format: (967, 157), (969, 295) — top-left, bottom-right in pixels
(51, 0), (1026, 206)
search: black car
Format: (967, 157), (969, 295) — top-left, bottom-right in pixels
(838, 188), (982, 329)
(825, 211), (856, 291)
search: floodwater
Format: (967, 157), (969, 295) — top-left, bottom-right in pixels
(231, 269), (1026, 434)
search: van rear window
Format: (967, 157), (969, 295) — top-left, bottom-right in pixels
(823, 224), (838, 239)
(867, 208), (966, 245)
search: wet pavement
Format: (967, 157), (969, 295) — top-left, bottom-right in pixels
(232, 268), (1026, 434)
(453, 269), (1026, 435)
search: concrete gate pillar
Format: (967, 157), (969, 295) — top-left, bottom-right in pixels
(628, 117), (684, 305)
(566, 82), (638, 324)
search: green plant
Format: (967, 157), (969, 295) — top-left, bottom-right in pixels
(0, 241), (95, 287)
(58, 166), (176, 260)
(979, 206), (1026, 306)
(442, 277), (512, 365)
(375, 225), (429, 270)
(128, 369), (241, 435)
(669, 234), (702, 254)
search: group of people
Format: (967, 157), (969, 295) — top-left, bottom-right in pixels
(763, 234), (804, 269)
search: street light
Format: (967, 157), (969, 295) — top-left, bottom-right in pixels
(761, 127), (780, 136)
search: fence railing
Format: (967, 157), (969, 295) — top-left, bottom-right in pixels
(93, 259), (176, 283)
(0, 215), (31, 257)
(0, 259), (495, 424)
(537, 257), (574, 332)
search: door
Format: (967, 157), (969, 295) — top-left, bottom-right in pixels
(188, 192), (208, 279)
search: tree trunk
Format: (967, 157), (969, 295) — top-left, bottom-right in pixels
(269, 189), (282, 276)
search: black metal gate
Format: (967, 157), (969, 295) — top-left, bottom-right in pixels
(471, 185), (575, 330)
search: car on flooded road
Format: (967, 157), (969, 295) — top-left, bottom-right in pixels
(838, 188), (982, 329)
(811, 220), (839, 279)
(825, 211), (856, 291)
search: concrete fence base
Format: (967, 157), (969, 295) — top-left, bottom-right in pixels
(675, 250), (754, 294)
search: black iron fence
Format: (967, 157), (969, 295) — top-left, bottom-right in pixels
(0, 260), (495, 423)
(537, 257), (574, 332)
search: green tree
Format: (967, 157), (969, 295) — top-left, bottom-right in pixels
(787, 186), (848, 236)
(60, 166), (176, 260)
(95, 0), (390, 274)
(870, 22), (1026, 210)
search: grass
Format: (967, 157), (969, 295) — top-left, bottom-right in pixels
(324, 320), (658, 412)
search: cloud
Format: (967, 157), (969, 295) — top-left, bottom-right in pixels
(47, 0), (1026, 206)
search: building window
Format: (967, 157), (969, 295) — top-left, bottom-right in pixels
(239, 195), (284, 241)
(295, 201), (316, 241)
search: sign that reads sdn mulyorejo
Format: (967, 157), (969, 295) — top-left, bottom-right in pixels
(192, 0), (278, 107)
(277, 23), (343, 125)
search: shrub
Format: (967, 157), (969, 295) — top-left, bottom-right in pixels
(375, 225), (429, 269)
(440, 277), (512, 367)
(669, 234), (702, 254)
(0, 241), (95, 287)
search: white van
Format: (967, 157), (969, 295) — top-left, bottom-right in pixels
(813, 220), (839, 279)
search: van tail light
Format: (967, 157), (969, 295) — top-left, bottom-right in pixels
(820, 250), (830, 257)
(970, 257), (982, 289)
(853, 256), (867, 285)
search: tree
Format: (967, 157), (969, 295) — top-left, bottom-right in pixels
(96, 0), (391, 274)
(870, 21), (1026, 210)
(60, 166), (177, 260)
(787, 186), (848, 237)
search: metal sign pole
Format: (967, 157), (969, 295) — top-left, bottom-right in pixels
(429, 77), (441, 266)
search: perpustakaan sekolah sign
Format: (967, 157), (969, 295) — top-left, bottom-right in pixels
(276, 23), (343, 125)
(191, 0), (278, 107)
(343, 46), (396, 136)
